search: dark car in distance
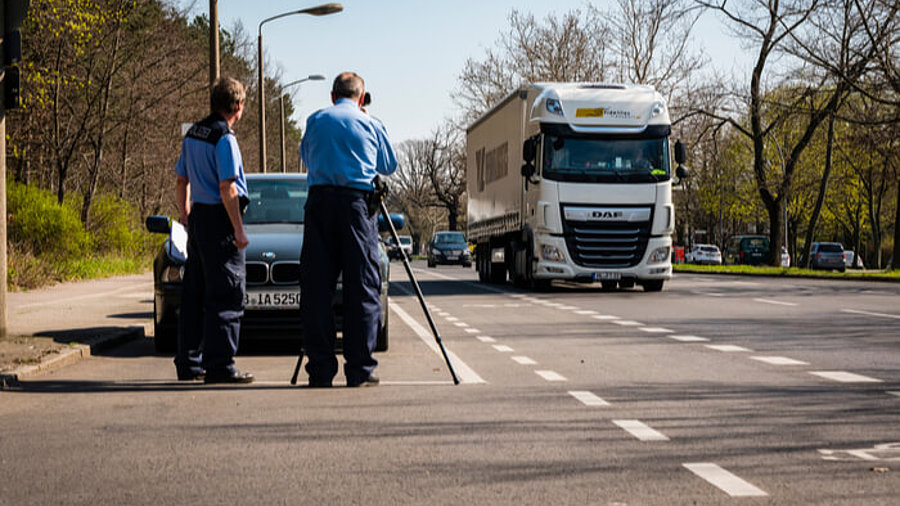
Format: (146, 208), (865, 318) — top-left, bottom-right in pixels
(147, 173), (391, 353)
(724, 235), (770, 265)
(426, 231), (472, 268)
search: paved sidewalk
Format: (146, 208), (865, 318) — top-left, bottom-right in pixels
(1, 273), (153, 387)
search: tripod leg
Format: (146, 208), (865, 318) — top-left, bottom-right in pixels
(290, 348), (304, 385)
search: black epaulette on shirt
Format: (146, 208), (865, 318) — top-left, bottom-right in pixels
(185, 113), (231, 146)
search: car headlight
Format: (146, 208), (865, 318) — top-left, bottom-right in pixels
(541, 245), (565, 262)
(163, 265), (184, 283)
(432, 248), (440, 256)
(649, 246), (670, 264)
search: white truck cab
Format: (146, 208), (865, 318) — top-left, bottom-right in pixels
(467, 83), (688, 291)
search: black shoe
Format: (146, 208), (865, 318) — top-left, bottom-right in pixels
(204, 370), (254, 384)
(347, 374), (379, 388)
(306, 379), (333, 388)
(177, 371), (205, 381)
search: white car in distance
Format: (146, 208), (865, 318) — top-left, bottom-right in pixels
(688, 244), (723, 265)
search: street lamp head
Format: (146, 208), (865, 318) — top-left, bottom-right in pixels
(298, 3), (343, 16)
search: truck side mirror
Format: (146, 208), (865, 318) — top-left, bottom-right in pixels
(674, 140), (687, 165)
(676, 165), (690, 179)
(522, 136), (538, 163)
(521, 163), (535, 178)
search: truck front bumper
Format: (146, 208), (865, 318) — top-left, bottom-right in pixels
(533, 235), (673, 281)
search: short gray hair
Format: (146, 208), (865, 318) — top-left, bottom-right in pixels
(332, 72), (364, 100)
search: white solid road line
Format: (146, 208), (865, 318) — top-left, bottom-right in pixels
(683, 463), (768, 497)
(639, 327), (674, 333)
(809, 371), (883, 383)
(668, 335), (710, 342)
(535, 370), (567, 381)
(511, 356), (537, 365)
(613, 420), (669, 441)
(753, 298), (798, 307)
(568, 390), (610, 406)
(492, 344), (514, 352)
(750, 356), (809, 366)
(842, 308), (900, 320)
(705, 344), (751, 352)
(390, 303), (486, 384)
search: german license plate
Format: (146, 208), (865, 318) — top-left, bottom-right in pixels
(593, 272), (621, 281)
(245, 289), (300, 310)
(446, 255), (458, 261)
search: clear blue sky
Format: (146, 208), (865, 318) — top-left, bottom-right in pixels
(179, 0), (744, 143)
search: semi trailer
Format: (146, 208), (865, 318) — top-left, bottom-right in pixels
(466, 82), (688, 291)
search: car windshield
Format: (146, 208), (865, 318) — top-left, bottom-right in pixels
(435, 233), (466, 244)
(745, 238), (768, 248)
(700, 246), (718, 253)
(243, 178), (308, 224)
(542, 136), (669, 183)
(400, 237), (412, 245)
(819, 244), (843, 253)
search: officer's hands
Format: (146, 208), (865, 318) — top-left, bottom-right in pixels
(234, 229), (250, 249)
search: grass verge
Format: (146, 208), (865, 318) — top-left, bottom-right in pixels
(674, 263), (900, 281)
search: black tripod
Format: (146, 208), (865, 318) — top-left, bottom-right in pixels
(290, 200), (460, 386)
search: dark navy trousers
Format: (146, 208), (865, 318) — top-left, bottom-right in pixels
(176, 203), (245, 376)
(300, 187), (381, 385)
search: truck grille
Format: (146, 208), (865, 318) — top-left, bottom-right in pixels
(562, 207), (652, 268)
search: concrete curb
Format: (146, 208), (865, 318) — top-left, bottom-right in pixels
(0, 326), (145, 390)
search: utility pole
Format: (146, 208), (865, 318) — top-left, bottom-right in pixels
(1, 0), (29, 340)
(209, 0), (219, 108)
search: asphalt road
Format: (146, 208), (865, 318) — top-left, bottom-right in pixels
(1, 263), (897, 505)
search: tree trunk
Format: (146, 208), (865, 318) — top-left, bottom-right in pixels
(800, 115), (836, 267)
(892, 175), (900, 269)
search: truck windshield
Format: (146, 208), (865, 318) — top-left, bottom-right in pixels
(542, 136), (669, 183)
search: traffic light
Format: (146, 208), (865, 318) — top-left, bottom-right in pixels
(1, 0), (29, 111)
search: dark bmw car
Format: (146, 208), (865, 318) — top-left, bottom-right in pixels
(426, 231), (472, 268)
(147, 173), (391, 353)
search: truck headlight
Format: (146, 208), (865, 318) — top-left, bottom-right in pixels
(649, 246), (670, 264)
(541, 245), (565, 262)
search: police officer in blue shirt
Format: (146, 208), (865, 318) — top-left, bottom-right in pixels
(300, 72), (398, 387)
(174, 77), (254, 384)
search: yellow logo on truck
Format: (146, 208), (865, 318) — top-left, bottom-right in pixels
(576, 108), (605, 118)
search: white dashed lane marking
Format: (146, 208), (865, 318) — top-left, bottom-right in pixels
(751, 356), (809, 366)
(574, 310), (597, 315)
(535, 370), (567, 381)
(705, 344), (751, 352)
(476, 336), (497, 343)
(612, 320), (643, 326)
(464, 328), (480, 334)
(492, 344), (514, 353)
(753, 298), (798, 307)
(639, 327), (674, 333)
(842, 308), (900, 320)
(888, 391), (900, 397)
(810, 371), (883, 383)
(683, 463), (768, 497)
(444, 316), (458, 322)
(591, 315), (620, 320)
(453, 322), (468, 327)
(511, 356), (537, 365)
(613, 420), (669, 441)
(668, 335), (710, 342)
(568, 390), (610, 406)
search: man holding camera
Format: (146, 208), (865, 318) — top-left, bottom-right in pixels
(299, 72), (397, 388)
(174, 77), (254, 384)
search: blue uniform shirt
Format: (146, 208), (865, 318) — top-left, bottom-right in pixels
(301, 98), (398, 190)
(174, 125), (248, 205)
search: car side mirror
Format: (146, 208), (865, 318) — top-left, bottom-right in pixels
(146, 215), (172, 234)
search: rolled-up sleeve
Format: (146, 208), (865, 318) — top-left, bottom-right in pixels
(215, 135), (242, 181)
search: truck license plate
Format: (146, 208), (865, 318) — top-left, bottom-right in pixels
(245, 290), (300, 310)
(593, 272), (621, 281)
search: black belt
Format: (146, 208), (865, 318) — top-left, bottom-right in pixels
(309, 185), (371, 198)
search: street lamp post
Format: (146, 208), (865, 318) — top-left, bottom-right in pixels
(279, 75), (325, 172)
(257, 3), (342, 173)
